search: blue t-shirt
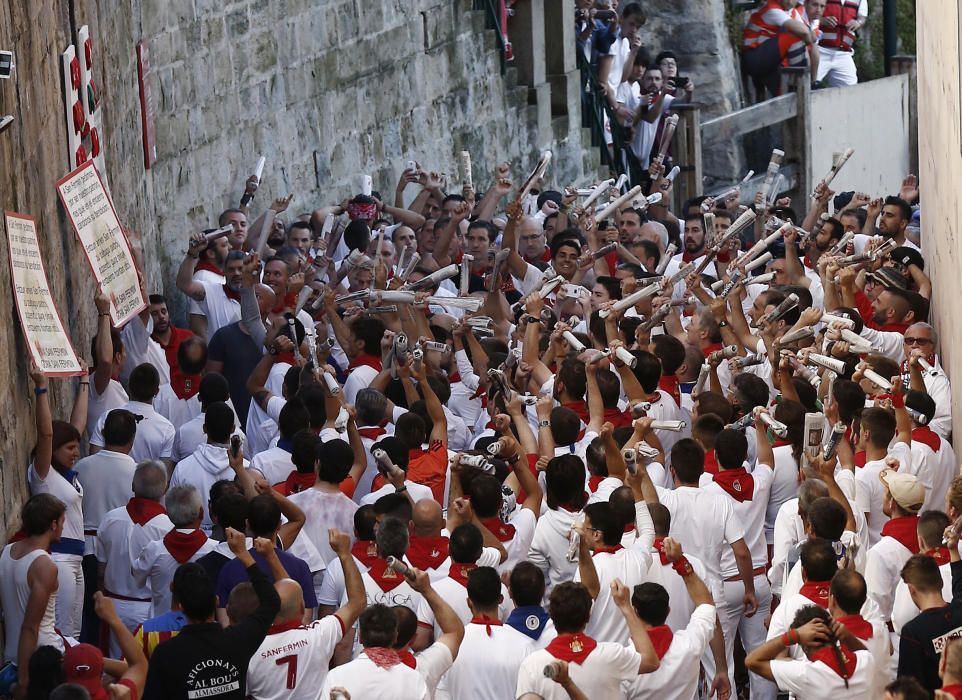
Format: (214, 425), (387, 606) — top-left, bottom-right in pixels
(207, 321), (261, 425)
(215, 548), (318, 609)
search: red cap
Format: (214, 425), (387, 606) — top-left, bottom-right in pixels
(63, 643), (106, 698)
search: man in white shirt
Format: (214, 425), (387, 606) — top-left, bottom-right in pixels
(853, 404), (914, 547)
(246, 529), (366, 700)
(96, 460), (171, 654)
(528, 455), (590, 592)
(828, 568), (890, 699)
(90, 363), (176, 467)
(770, 479), (830, 598)
(891, 511), (954, 634)
(174, 373), (246, 462)
(768, 539), (839, 642)
(185, 233), (228, 337)
(904, 390), (956, 512)
(441, 566), (535, 700)
(176, 241), (244, 339)
(700, 423), (776, 700)
(132, 485), (216, 617)
(903, 324), (953, 440)
(76, 409), (137, 557)
(168, 402), (245, 532)
(515, 580), (659, 700)
(623, 537), (717, 700)
(747, 604), (876, 699)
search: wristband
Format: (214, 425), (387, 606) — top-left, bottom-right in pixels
(891, 392), (905, 408)
(33, 387), (48, 396)
(671, 556), (693, 577)
(98, 312), (111, 317)
(507, 453), (521, 465)
(781, 632), (792, 647)
(395, 485), (408, 493)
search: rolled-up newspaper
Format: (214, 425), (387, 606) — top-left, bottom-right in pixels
(335, 289), (370, 305)
(322, 372), (340, 396)
(733, 354), (765, 369)
(812, 148), (854, 199)
(459, 254), (473, 295)
(427, 295), (483, 312)
(562, 331), (587, 353)
(863, 368), (894, 391)
(760, 292), (799, 325)
(594, 185), (644, 224)
(822, 313), (856, 330)
(582, 178), (616, 209)
(746, 272), (776, 285)
(807, 352), (847, 375)
(488, 249), (511, 293)
(203, 224), (234, 242)
(839, 328), (875, 351)
(612, 346), (637, 368)
(386, 555), (416, 581)
(826, 231), (855, 257)
(758, 148), (785, 202)
(599, 281), (661, 318)
(404, 264), (459, 290)
(397, 249), (421, 284)
(759, 411), (788, 438)
(377, 290), (418, 304)
(652, 114), (679, 167)
(655, 243), (677, 275)
(745, 252), (773, 272)
(777, 326), (816, 346)
(733, 222), (790, 268)
(666, 261), (697, 287)
(719, 270), (744, 297)
(708, 345), (738, 363)
(693, 363), (710, 395)
(650, 419), (687, 432)
(917, 357), (937, 376)
(518, 150), (552, 201)
(592, 242), (618, 260)
(460, 151), (473, 189)
(822, 422), (847, 460)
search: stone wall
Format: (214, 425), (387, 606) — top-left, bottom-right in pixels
(0, 0), (596, 532)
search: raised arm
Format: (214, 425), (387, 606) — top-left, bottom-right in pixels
(612, 580), (660, 673)
(329, 529), (367, 628)
(175, 233), (209, 301)
(30, 365), (53, 481)
(69, 360), (89, 435)
(93, 289), (115, 395)
(414, 364), (447, 447)
(411, 568), (465, 660)
(94, 593), (148, 695)
(432, 201), (471, 267)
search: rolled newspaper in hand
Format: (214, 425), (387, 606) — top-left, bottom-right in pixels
(613, 346), (637, 368)
(459, 254), (473, 296)
(333, 250), (369, 285)
(599, 281), (661, 318)
(562, 331), (587, 353)
(760, 292), (799, 325)
(636, 442), (662, 459)
(714, 208), (757, 251)
(826, 231), (855, 257)
(655, 243), (677, 275)
(377, 290), (418, 304)
(666, 165), (681, 182)
(733, 354), (765, 369)
(758, 148), (785, 202)
(335, 289), (370, 305)
(862, 368), (894, 391)
(614, 173), (629, 191)
(733, 222), (790, 268)
(650, 420), (687, 432)
(747, 272), (776, 286)
(386, 556), (416, 581)
(839, 328), (875, 351)
(652, 114), (679, 167)
(667, 261), (697, 287)
(836, 252), (872, 267)
(565, 527), (581, 563)
(594, 185), (644, 224)
(822, 422), (847, 460)
(203, 224), (234, 242)
(777, 326), (815, 346)
(719, 270), (744, 297)
(917, 357), (937, 376)
(582, 178), (616, 209)
(592, 242), (618, 259)
(807, 352), (847, 374)
(460, 151), (473, 189)
(488, 248), (511, 293)
(745, 252), (773, 272)
(708, 345), (739, 363)
(466, 316), (494, 330)
(635, 192), (663, 212)
(812, 148), (854, 199)
(534, 275), (565, 301)
(759, 411), (789, 438)
(640, 303), (671, 332)
(518, 150), (552, 201)
(486, 439), (506, 457)
(703, 212), (716, 244)
(487, 368), (512, 400)
(373, 447), (396, 476)
(322, 372), (340, 396)
(405, 264), (459, 290)
(795, 363), (821, 388)
(367, 305), (399, 314)
(423, 341), (450, 353)
(631, 402), (653, 416)
(397, 249), (421, 283)
(822, 313), (856, 330)
(623, 448), (637, 474)
(427, 295), (483, 312)
(293, 285), (314, 316)
(693, 363), (710, 395)
(767, 173), (785, 208)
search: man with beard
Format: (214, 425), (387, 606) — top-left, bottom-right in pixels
(862, 195), (918, 251)
(149, 295), (195, 377)
(220, 208), (249, 251)
(662, 217), (716, 300)
(187, 233), (229, 337)
(286, 221), (312, 257)
(177, 237), (246, 340)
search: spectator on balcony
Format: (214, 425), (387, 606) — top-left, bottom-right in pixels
(598, 2), (647, 110)
(796, 0), (826, 84)
(816, 0), (868, 87)
(655, 51), (695, 104)
(616, 62), (674, 171)
(741, 0), (816, 99)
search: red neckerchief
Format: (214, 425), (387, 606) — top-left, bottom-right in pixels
(682, 250), (700, 263)
(703, 450), (720, 476)
(407, 534), (449, 571)
(470, 615), (503, 636)
(939, 683), (962, 699)
(222, 284), (241, 302)
(925, 546), (952, 566)
(835, 614), (873, 641)
(799, 579), (832, 608)
(811, 643), (857, 680)
(366, 559), (408, 592)
(588, 475), (604, 493)
(647, 625), (674, 660)
(163, 529), (209, 564)
(351, 539), (379, 569)
(854, 451), (867, 468)
(654, 537), (670, 565)
(878, 322), (910, 334)
(803, 254), (815, 270)
(713, 468), (754, 503)
(562, 400), (590, 425)
(271, 291), (299, 314)
(912, 426), (942, 453)
(546, 633), (598, 664)
(772, 439), (792, 448)
(195, 260), (223, 275)
(701, 342), (723, 359)
(881, 515), (920, 554)
(151, 325), (193, 369)
(523, 248), (552, 264)
(126, 497), (166, 527)
(602, 407), (633, 429)
(398, 649), (417, 668)
(348, 353), (383, 372)
(448, 562), (478, 587)
(169, 370), (201, 401)
(364, 646), (402, 670)
(658, 375), (682, 407)
(592, 544), (624, 557)
(279, 470), (316, 495)
(480, 516), (516, 542)
(449, 372), (462, 384)
(357, 426), (387, 441)
(268, 620), (305, 635)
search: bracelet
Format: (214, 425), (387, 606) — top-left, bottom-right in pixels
(186, 251), (199, 259)
(33, 387), (48, 396)
(507, 453), (522, 465)
(671, 556), (693, 577)
(395, 485), (408, 493)
(781, 632), (792, 647)
(98, 312), (111, 318)
(79, 381), (89, 387)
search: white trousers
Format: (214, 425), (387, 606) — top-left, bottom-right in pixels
(51, 553), (84, 639)
(106, 597), (151, 658)
(817, 47), (858, 87)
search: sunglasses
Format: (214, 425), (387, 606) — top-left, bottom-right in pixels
(904, 337), (933, 346)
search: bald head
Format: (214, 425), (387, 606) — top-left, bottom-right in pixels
(412, 499), (443, 536)
(275, 578), (305, 623)
(254, 283), (277, 318)
(638, 221), (668, 253)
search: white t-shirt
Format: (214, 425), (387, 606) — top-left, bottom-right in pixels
(87, 378), (128, 439)
(575, 545), (651, 644)
(441, 622), (536, 700)
(528, 508), (581, 592)
(90, 400), (176, 463)
(516, 641), (641, 700)
(288, 488), (359, 565)
(198, 281), (242, 338)
(246, 616), (345, 700)
(153, 383), (201, 431)
(322, 651), (429, 699)
(864, 530), (916, 623)
(700, 462), (775, 574)
(74, 450), (136, 555)
(855, 442), (913, 547)
(770, 649), (876, 700)
(96, 505), (173, 600)
(415, 574), (513, 642)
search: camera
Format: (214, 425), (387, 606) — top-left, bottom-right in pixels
(0, 51), (13, 79)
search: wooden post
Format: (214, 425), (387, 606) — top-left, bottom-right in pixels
(891, 55), (919, 174)
(671, 103), (702, 211)
(779, 67), (811, 203)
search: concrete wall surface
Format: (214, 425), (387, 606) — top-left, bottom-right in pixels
(916, 1), (962, 442)
(808, 75), (912, 201)
(0, 0), (595, 532)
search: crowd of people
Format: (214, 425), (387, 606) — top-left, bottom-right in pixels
(0, 3), (942, 700)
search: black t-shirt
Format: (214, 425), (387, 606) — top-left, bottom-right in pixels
(142, 563), (279, 700)
(207, 322), (261, 425)
(898, 560), (962, 692)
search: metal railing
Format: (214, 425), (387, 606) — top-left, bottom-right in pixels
(473, 0), (511, 74)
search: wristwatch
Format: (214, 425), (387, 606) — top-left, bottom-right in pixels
(395, 485), (408, 494)
(538, 420), (550, 428)
(718, 320), (729, 328)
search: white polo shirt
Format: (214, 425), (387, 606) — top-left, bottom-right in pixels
(153, 383), (201, 431)
(855, 442), (913, 547)
(87, 378), (128, 439)
(442, 621), (536, 700)
(865, 527), (916, 623)
(415, 572), (513, 642)
(770, 649), (876, 699)
(892, 558), (953, 634)
(74, 450), (136, 554)
(622, 603), (716, 700)
(251, 445), (295, 486)
(198, 281), (242, 338)
(769, 498), (806, 597)
(768, 445), (800, 545)
(322, 651), (428, 700)
(516, 641), (641, 700)
(246, 616), (345, 700)
(90, 400), (176, 463)
(131, 529), (216, 616)
(908, 427), (957, 513)
(96, 503), (173, 600)
(701, 463), (775, 574)
(528, 507), (581, 592)
(645, 549), (710, 632)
